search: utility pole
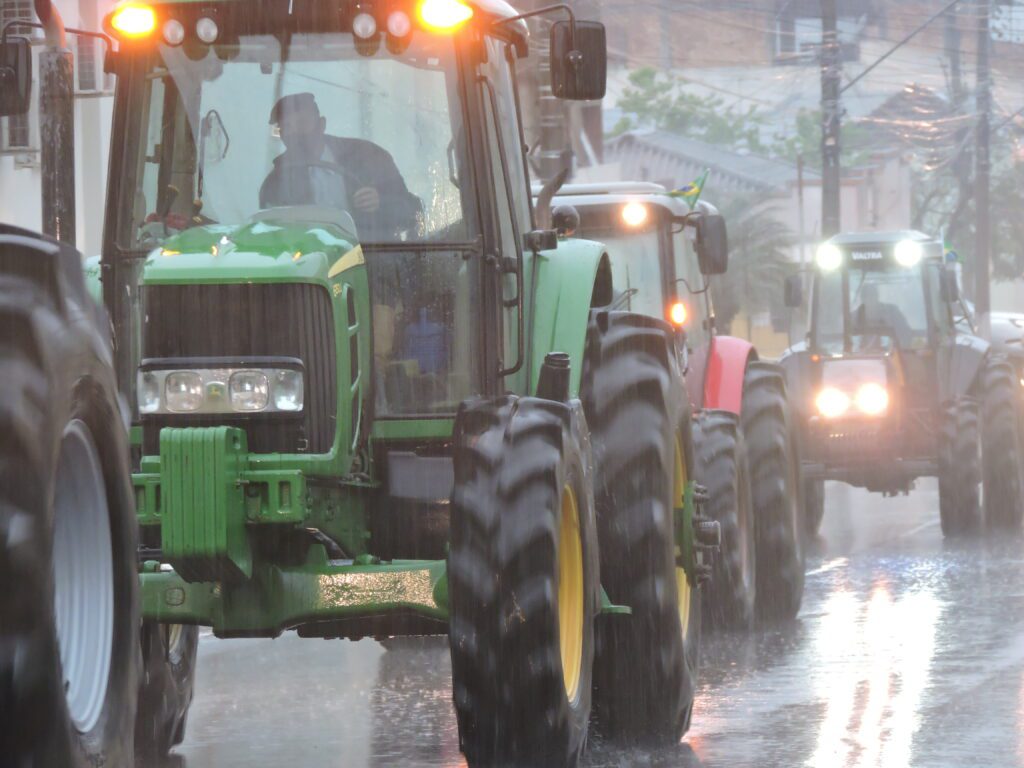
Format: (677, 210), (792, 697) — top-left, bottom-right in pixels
(975, 0), (991, 329)
(820, 0), (841, 237)
(34, 0), (75, 246)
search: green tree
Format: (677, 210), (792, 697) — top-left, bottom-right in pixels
(611, 68), (871, 168)
(711, 195), (796, 336)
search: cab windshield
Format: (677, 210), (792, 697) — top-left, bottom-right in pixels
(126, 31), (472, 247)
(813, 264), (932, 354)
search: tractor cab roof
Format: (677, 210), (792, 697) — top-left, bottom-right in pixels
(827, 230), (936, 247)
(546, 181), (717, 220)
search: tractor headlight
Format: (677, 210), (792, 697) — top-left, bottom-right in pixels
(165, 371), (204, 412)
(273, 370), (305, 412)
(815, 387), (851, 419)
(815, 242), (843, 271)
(894, 239), (923, 267)
(229, 371), (270, 412)
(854, 382), (889, 415)
(138, 362), (304, 415)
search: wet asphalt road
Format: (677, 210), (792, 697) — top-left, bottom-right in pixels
(162, 481), (1024, 768)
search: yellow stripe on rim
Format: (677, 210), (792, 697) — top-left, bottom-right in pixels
(558, 484), (585, 702)
(675, 437), (692, 637)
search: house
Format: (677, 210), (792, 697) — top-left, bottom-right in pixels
(1, 0), (114, 255)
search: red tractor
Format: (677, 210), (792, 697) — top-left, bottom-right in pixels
(552, 182), (805, 628)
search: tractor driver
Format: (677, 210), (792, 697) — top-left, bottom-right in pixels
(854, 282), (913, 348)
(259, 93), (423, 240)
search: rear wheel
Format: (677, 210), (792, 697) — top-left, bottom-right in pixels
(981, 360), (1024, 532)
(939, 401), (982, 537)
(582, 311), (699, 745)
(449, 396), (599, 767)
(743, 363), (805, 623)
(0, 255), (140, 767)
(135, 622), (199, 761)
(694, 410), (755, 630)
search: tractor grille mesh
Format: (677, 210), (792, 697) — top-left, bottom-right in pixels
(141, 283), (337, 455)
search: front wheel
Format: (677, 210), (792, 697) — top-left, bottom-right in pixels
(0, 261), (140, 767)
(135, 622), (199, 761)
(449, 396), (599, 768)
(802, 477), (826, 539)
(581, 310), (700, 745)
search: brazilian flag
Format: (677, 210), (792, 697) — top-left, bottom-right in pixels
(943, 229), (961, 263)
(669, 169), (710, 210)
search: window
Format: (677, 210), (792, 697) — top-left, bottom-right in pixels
(1, 0), (32, 149)
(77, 35), (97, 92)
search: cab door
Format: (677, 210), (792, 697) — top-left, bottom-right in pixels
(478, 36), (535, 392)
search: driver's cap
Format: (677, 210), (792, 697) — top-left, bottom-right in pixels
(269, 92), (320, 125)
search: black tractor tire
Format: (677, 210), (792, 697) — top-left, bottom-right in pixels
(694, 410), (756, 631)
(581, 311), (700, 745)
(0, 230), (140, 767)
(939, 401), (983, 537)
(742, 362), (805, 623)
(449, 396), (600, 768)
(135, 622), (200, 761)
(980, 360), (1024, 532)
(802, 477), (826, 539)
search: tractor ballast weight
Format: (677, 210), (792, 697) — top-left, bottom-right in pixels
(552, 182), (806, 628)
(1, 1), (708, 764)
(781, 230), (1024, 536)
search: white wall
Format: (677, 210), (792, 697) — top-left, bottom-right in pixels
(0, 0), (114, 256)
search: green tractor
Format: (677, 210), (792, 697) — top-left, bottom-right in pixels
(550, 183), (806, 629)
(781, 231), (1024, 537)
(1, 0), (718, 764)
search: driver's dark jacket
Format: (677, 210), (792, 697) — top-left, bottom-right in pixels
(259, 136), (422, 240)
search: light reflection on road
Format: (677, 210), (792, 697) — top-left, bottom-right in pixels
(171, 481), (1024, 768)
(808, 585), (942, 768)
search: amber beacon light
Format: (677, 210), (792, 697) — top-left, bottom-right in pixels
(109, 3), (157, 37)
(417, 0), (474, 31)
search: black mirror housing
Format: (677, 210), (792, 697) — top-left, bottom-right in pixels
(0, 36), (32, 117)
(784, 274), (804, 308)
(549, 20), (607, 101)
(695, 213), (728, 275)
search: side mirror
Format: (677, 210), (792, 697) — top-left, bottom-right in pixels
(784, 274), (804, 308)
(0, 37), (32, 117)
(549, 20), (607, 101)
(695, 213), (728, 275)
(940, 269), (960, 303)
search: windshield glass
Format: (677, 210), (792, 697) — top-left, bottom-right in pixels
(596, 230), (665, 318)
(127, 31), (471, 247)
(814, 265), (931, 354)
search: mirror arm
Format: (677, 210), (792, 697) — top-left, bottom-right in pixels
(494, 3), (577, 38)
(2, 19), (112, 52)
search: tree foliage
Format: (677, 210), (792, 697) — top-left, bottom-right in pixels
(711, 195), (796, 335)
(611, 68), (871, 168)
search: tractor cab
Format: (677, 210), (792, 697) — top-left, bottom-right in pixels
(549, 182), (728, 402)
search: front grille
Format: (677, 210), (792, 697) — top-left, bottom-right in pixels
(141, 283), (337, 455)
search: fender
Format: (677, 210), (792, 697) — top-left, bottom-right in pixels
(942, 333), (990, 401)
(703, 335), (756, 415)
(526, 239), (610, 398)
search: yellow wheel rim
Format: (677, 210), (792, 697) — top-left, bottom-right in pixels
(674, 437), (692, 638)
(558, 484), (585, 703)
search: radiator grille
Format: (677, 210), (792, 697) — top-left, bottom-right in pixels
(141, 282), (337, 455)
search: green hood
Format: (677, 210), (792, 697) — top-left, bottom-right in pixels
(143, 219), (359, 285)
